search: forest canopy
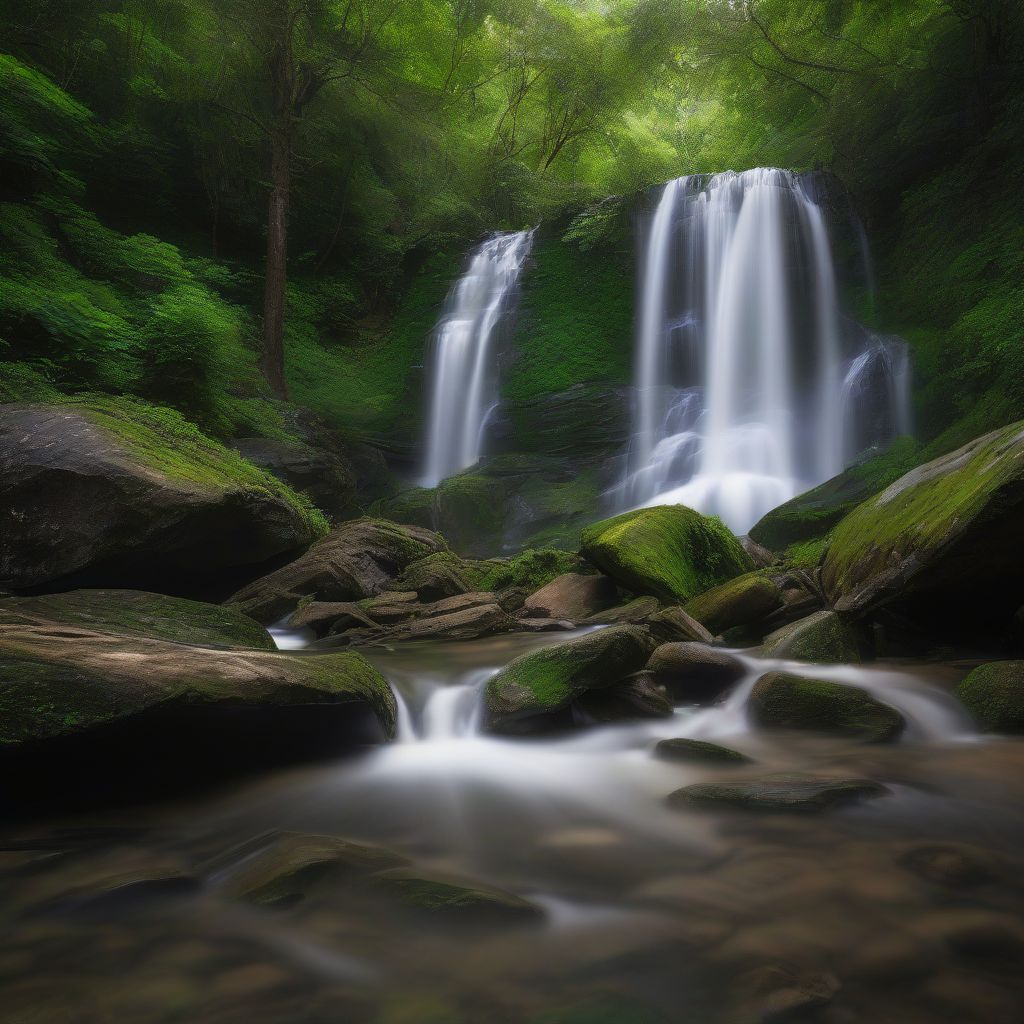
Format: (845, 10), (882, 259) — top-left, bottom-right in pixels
(1, 0), (1021, 443)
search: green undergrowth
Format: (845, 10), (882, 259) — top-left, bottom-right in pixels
(477, 548), (584, 592)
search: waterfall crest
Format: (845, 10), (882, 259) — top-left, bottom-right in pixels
(617, 169), (911, 533)
(421, 230), (534, 487)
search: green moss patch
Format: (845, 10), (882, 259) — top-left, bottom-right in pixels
(580, 505), (752, 604)
(957, 662), (1024, 733)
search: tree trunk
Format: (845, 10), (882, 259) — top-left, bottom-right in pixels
(262, 124), (291, 400)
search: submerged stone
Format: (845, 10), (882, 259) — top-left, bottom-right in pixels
(654, 738), (752, 764)
(579, 505), (753, 605)
(668, 773), (888, 813)
(370, 868), (543, 923)
(748, 671), (904, 743)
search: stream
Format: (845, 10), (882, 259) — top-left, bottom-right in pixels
(3, 630), (1024, 1023)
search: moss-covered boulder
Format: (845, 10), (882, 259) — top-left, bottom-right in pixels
(228, 517), (446, 623)
(0, 400), (327, 592)
(396, 551), (486, 600)
(0, 590), (274, 649)
(821, 422), (1024, 626)
(0, 620), (396, 803)
(668, 773), (888, 813)
(956, 661), (1024, 733)
(761, 610), (866, 663)
(683, 572), (783, 635)
(749, 672), (904, 742)
(484, 625), (656, 733)
(749, 438), (920, 552)
(579, 506), (753, 604)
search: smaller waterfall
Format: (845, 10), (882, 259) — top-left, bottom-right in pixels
(421, 230), (534, 487)
(840, 334), (913, 462)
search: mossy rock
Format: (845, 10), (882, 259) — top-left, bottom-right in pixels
(749, 672), (904, 743)
(956, 661), (1024, 733)
(654, 738), (752, 764)
(397, 551), (488, 600)
(821, 422), (1024, 625)
(750, 438), (920, 551)
(476, 548), (586, 593)
(0, 401), (328, 592)
(484, 625), (656, 733)
(0, 624), (397, 750)
(683, 571), (783, 635)
(0, 590), (274, 650)
(761, 611), (866, 664)
(579, 506), (753, 605)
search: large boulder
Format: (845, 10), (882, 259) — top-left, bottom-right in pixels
(0, 589), (275, 650)
(0, 618), (396, 804)
(821, 422), (1024, 629)
(0, 401), (327, 592)
(749, 672), (904, 743)
(484, 625), (657, 733)
(956, 661), (1024, 733)
(749, 438), (919, 552)
(579, 506), (753, 605)
(228, 517), (446, 623)
(522, 573), (618, 621)
(683, 571), (783, 635)
(761, 610), (866, 663)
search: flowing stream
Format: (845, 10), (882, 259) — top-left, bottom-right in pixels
(420, 230), (534, 487)
(5, 628), (1024, 1023)
(616, 170), (912, 532)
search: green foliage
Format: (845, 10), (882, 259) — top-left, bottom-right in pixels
(477, 548), (583, 593)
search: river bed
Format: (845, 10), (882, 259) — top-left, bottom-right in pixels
(3, 630), (1024, 1023)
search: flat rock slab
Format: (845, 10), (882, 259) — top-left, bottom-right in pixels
(668, 773), (888, 813)
(523, 573), (618, 621)
(654, 738), (752, 764)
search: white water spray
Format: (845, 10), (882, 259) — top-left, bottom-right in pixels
(421, 230), (534, 486)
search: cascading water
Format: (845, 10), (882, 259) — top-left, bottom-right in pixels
(420, 229), (534, 487)
(616, 168), (911, 533)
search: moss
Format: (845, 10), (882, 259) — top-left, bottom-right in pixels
(749, 672), (904, 742)
(956, 662), (1024, 733)
(502, 234), (633, 405)
(580, 506), (753, 604)
(822, 419), (1024, 608)
(750, 437), (920, 552)
(683, 571), (782, 634)
(484, 625), (654, 729)
(65, 394), (329, 537)
(0, 590), (274, 649)
(761, 611), (865, 664)
(477, 549), (584, 592)
(785, 536), (830, 570)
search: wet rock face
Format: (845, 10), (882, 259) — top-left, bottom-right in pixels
(748, 672), (905, 743)
(683, 572), (783, 636)
(0, 403), (324, 593)
(822, 420), (1024, 633)
(228, 518), (446, 624)
(654, 738), (752, 764)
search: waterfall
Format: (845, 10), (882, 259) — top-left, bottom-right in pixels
(618, 169), (911, 533)
(421, 230), (534, 487)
